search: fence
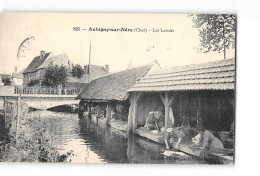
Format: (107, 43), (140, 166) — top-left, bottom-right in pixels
(14, 86), (80, 95)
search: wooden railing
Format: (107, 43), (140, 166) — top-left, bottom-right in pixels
(14, 86), (81, 95)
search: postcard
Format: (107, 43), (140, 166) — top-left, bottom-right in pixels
(0, 13), (235, 164)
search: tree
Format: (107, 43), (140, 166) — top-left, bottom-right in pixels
(189, 14), (236, 60)
(42, 65), (68, 86)
(27, 79), (40, 87)
(2, 78), (12, 86)
(72, 64), (84, 78)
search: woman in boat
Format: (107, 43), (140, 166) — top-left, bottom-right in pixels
(196, 126), (224, 150)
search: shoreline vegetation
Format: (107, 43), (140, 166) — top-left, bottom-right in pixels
(0, 102), (73, 162)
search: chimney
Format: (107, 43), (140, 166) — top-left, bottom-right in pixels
(14, 66), (17, 74)
(84, 65), (87, 74)
(40, 50), (46, 59)
(105, 64), (109, 74)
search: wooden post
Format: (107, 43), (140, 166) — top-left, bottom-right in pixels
(160, 92), (174, 129)
(87, 103), (91, 114)
(127, 92), (142, 133)
(132, 92), (142, 132)
(16, 95), (21, 142)
(127, 95), (134, 133)
(106, 102), (112, 124)
(197, 95), (201, 126)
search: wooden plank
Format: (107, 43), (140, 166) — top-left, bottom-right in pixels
(135, 128), (233, 164)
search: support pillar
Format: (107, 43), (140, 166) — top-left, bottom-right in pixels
(160, 92), (175, 129)
(106, 102), (112, 124)
(128, 92), (142, 133)
(127, 96), (134, 133)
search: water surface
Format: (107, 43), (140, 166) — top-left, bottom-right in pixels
(28, 110), (206, 164)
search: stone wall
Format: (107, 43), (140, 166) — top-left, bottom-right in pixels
(0, 85), (15, 95)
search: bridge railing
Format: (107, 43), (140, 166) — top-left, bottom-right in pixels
(14, 86), (81, 95)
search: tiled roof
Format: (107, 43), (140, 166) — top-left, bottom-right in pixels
(23, 53), (51, 73)
(37, 53), (72, 69)
(128, 58), (235, 92)
(77, 64), (153, 101)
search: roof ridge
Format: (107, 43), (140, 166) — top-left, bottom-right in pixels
(150, 58), (235, 76)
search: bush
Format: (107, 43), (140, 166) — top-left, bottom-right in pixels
(0, 102), (73, 162)
(2, 78), (12, 86)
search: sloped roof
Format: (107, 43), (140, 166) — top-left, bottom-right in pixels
(65, 82), (88, 91)
(128, 58), (235, 92)
(77, 64), (154, 101)
(67, 65), (108, 84)
(37, 53), (72, 69)
(23, 53), (51, 73)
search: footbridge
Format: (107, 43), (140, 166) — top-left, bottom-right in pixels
(0, 86), (80, 110)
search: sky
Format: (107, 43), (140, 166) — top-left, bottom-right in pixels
(0, 12), (235, 74)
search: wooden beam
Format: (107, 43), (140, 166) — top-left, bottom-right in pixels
(159, 92), (165, 105)
(106, 102), (112, 124)
(164, 92), (175, 128)
(132, 92), (142, 131)
(127, 104), (133, 133)
(135, 92), (142, 103)
(168, 94), (175, 107)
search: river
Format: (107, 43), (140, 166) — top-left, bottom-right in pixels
(27, 110), (207, 164)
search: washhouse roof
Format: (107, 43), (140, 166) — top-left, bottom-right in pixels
(77, 64), (155, 101)
(128, 58), (235, 92)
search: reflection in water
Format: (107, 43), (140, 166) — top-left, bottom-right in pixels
(28, 110), (206, 164)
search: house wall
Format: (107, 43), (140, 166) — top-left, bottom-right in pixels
(23, 72), (37, 86)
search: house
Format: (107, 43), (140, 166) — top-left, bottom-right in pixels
(127, 58), (235, 133)
(22, 51), (53, 86)
(23, 50), (108, 88)
(11, 67), (24, 85)
(77, 61), (161, 129)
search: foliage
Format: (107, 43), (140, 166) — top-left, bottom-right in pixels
(42, 65), (68, 86)
(2, 78), (12, 86)
(0, 101), (73, 162)
(189, 14), (236, 58)
(72, 64), (84, 78)
(27, 79), (40, 87)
